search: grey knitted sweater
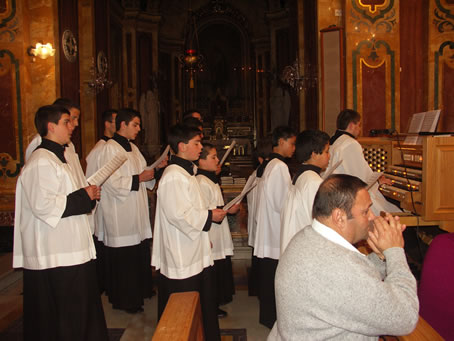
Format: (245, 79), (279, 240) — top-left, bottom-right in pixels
(268, 225), (419, 340)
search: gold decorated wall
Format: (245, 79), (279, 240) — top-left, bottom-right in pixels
(0, 0), (58, 223)
(345, 0), (400, 135)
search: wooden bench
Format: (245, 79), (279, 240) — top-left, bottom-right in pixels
(152, 291), (204, 341)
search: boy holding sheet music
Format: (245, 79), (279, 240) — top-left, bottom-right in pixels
(13, 105), (108, 340)
(97, 108), (156, 313)
(152, 124), (227, 341)
(280, 130), (330, 255)
(254, 126), (296, 329)
(196, 143), (240, 318)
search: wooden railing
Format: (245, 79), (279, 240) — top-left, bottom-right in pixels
(382, 316), (443, 341)
(152, 291), (204, 341)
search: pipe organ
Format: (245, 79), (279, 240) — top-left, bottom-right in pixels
(359, 136), (454, 232)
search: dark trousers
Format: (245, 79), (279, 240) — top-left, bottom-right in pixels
(104, 239), (153, 311)
(257, 257), (278, 329)
(213, 257), (235, 306)
(23, 260), (108, 341)
(158, 266), (221, 341)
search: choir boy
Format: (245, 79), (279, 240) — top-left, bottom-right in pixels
(13, 105), (108, 341)
(98, 108), (155, 313)
(196, 143), (240, 317)
(254, 126), (296, 328)
(280, 129), (330, 254)
(85, 109), (117, 293)
(152, 124), (227, 341)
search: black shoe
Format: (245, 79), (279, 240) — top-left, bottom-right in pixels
(217, 308), (227, 318)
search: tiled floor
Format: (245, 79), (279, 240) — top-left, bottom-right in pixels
(0, 252), (271, 340)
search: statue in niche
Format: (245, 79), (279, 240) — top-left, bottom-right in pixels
(210, 88), (228, 118)
(270, 79), (291, 131)
(139, 74), (160, 156)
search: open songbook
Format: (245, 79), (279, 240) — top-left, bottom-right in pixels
(223, 172), (257, 211)
(403, 110), (441, 145)
(87, 152), (128, 186)
(145, 145), (170, 170)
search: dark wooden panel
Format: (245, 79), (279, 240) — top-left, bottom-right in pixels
(0, 52), (16, 159)
(442, 63), (454, 131)
(95, 0), (110, 138)
(58, 0), (81, 154)
(399, 0), (428, 132)
(362, 62), (386, 134)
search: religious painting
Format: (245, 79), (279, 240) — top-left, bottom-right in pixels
(435, 41), (454, 130)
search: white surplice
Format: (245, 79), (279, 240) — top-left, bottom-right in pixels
(280, 169), (322, 255)
(152, 164), (213, 279)
(13, 149), (96, 269)
(98, 139), (154, 247)
(196, 174), (234, 260)
(254, 158), (291, 260)
(328, 134), (400, 215)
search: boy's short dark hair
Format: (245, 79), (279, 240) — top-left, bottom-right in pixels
(53, 98), (80, 111)
(35, 105), (70, 137)
(199, 142), (215, 160)
(337, 109), (361, 130)
(183, 116), (203, 131)
(295, 130), (330, 163)
(183, 109), (202, 121)
(313, 174), (367, 220)
(116, 108), (141, 131)
(168, 124), (202, 153)
(271, 126), (296, 147)
(101, 109), (117, 124)
(252, 137), (273, 168)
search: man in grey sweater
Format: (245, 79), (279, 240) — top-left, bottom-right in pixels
(268, 174), (419, 340)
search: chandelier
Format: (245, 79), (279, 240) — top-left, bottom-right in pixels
(179, 6), (204, 89)
(280, 57), (317, 91)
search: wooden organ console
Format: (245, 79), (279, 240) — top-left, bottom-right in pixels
(359, 135), (454, 232)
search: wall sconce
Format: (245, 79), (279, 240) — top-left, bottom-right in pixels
(27, 43), (56, 60)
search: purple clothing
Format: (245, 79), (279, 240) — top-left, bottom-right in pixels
(418, 233), (454, 340)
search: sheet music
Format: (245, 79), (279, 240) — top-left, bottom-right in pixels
(322, 160), (342, 180)
(404, 110), (441, 145)
(87, 152), (128, 186)
(366, 172), (383, 190)
(223, 183), (257, 211)
(420, 110), (440, 132)
(145, 145), (170, 170)
(223, 173), (257, 211)
(219, 140), (236, 166)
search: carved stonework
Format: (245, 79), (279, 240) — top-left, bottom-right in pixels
(62, 29), (78, 62)
(195, 0), (249, 32)
(434, 0), (454, 32)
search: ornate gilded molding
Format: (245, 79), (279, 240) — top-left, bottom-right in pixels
(434, 0), (454, 32)
(352, 39), (396, 129)
(195, 0), (249, 32)
(350, 4), (396, 34)
(0, 0), (17, 42)
(0, 0), (16, 29)
(434, 41), (454, 108)
(0, 152), (20, 178)
(351, 0), (394, 24)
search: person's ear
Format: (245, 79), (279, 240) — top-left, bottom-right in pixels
(120, 121), (127, 130)
(47, 122), (55, 133)
(178, 141), (187, 153)
(332, 208), (347, 229)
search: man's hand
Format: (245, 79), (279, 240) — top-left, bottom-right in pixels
(85, 185), (101, 201)
(368, 213), (405, 256)
(227, 203), (240, 215)
(378, 175), (393, 185)
(139, 169), (155, 182)
(212, 208), (227, 222)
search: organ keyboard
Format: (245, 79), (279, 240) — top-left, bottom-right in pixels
(359, 136), (454, 232)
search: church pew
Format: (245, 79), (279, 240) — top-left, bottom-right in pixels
(152, 291), (204, 341)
